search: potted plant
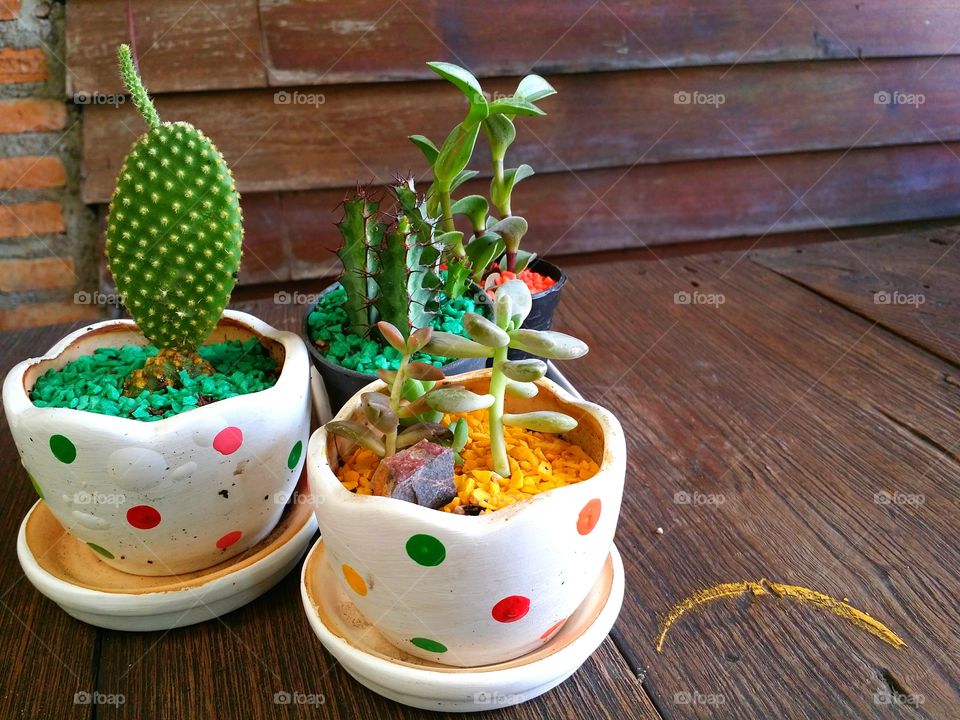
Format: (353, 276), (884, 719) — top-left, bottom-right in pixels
(409, 62), (567, 333)
(3, 46), (310, 576)
(302, 179), (490, 411)
(307, 280), (624, 666)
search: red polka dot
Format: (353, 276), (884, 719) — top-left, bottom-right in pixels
(213, 426), (243, 455)
(127, 505), (161, 530)
(541, 618), (566, 640)
(577, 498), (602, 535)
(492, 595), (530, 623)
(216, 530), (242, 550)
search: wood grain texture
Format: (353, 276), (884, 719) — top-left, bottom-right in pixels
(201, 141), (960, 283)
(752, 227), (960, 364)
(0, 325), (99, 720)
(67, 0), (960, 92)
(65, 0), (267, 96)
(79, 57), (960, 203)
(553, 249), (960, 718)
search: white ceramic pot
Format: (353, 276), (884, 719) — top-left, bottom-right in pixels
(3, 310), (311, 576)
(306, 369), (625, 667)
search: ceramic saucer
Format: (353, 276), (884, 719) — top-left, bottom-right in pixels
(300, 539), (624, 712)
(17, 475), (318, 631)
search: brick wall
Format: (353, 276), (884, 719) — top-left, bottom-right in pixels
(0, 0), (98, 330)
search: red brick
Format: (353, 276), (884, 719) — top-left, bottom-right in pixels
(0, 299), (100, 331)
(0, 201), (65, 238)
(0, 48), (47, 83)
(0, 257), (76, 293)
(0, 0), (22, 21)
(0, 155), (65, 189)
(0, 98), (66, 133)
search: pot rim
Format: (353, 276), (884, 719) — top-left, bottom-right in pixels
(2, 309), (308, 436)
(307, 367), (625, 533)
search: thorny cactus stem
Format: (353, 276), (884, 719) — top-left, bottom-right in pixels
(106, 44), (243, 396)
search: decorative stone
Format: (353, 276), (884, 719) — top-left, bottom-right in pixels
(370, 440), (455, 510)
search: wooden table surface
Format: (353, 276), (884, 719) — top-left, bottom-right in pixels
(1, 227), (957, 719)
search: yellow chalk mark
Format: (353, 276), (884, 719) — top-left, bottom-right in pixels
(656, 579), (906, 653)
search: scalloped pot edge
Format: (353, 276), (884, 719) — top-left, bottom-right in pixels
(307, 368), (626, 666)
(3, 310), (312, 577)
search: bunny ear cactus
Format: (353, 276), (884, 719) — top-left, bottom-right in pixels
(105, 45), (243, 395)
(423, 280), (587, 477)
(334, 179), (442, 341)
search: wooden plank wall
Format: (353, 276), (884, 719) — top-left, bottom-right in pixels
(66, 0), (960, 286)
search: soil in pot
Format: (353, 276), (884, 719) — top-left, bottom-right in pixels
(334, 408), (599, 514)
(30, 338), (278, 421)
(305, 285), (484, 374)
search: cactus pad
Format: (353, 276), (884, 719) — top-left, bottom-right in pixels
(105, 45), (243, 355)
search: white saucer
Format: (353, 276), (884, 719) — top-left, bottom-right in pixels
(300, 539), (624, 712)
(17, 477), (318, 631)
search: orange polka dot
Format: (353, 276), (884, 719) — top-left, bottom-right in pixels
(341, 564), (367, 596)
(541, 618), (566, 640)
(577, 498), (602, 535)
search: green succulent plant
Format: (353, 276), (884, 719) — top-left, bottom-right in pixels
(105, 44), (243, 395)
(336, 179), (443, 341)
(423, 280), (587, 477)
(325, 322), (492, 458)
(409, 62), (556, 296)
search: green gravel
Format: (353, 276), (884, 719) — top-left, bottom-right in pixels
(306, 285), (481, 374)
(30, 338), (278, 421)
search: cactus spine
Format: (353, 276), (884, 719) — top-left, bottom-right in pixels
(335, 179), (441, 339)
(105, 45), (244, 395)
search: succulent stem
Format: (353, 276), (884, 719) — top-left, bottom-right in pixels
(438, 189), (458, 237)
(488, 345), (510, 477)
(117, 44), (160, 129)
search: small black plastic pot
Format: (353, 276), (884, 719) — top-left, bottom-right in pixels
(508, 257), (568, 360)
(302, 282), (489, 413)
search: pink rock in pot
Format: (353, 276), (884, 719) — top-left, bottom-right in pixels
(371, 440), (456, 509)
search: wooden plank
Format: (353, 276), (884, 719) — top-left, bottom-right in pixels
(210, 142), (960, 282)
(79, 56), (960, 203)
(65, 0), (267, 97)
(69, 0), (960, 93)
(0, 325), (99, 720)
(550, 251), (960, 717)
(752, 228), (960, 364)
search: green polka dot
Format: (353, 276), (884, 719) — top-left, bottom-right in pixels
(86, 542), (114, 559)
(49, 434), (76, 464)
(411, 637), (447, 653)
(405, 534), (445, 567)
(27, 473), (44, 500)
(287, 440), (303, 470)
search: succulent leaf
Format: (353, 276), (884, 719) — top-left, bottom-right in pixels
(502, 359), (547, 382)
(325, 420), (386, 456)
(494, 279), (533, 326)
(509, 329), (589, 360)
(396, 422), (453, 449)
(427, 386), (496, 413)
(505, 380), (539, 398)
(362, 392), (398, 435)
(502, 411), (577, 433)
(423, 331), (495, 358)
(462, 312), (510, 347)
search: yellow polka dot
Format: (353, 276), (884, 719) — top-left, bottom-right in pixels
(341, 564), (367, 596)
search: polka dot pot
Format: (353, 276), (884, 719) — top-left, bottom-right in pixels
(3, 310), (311, 576)
(306, 369), (625, 667)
